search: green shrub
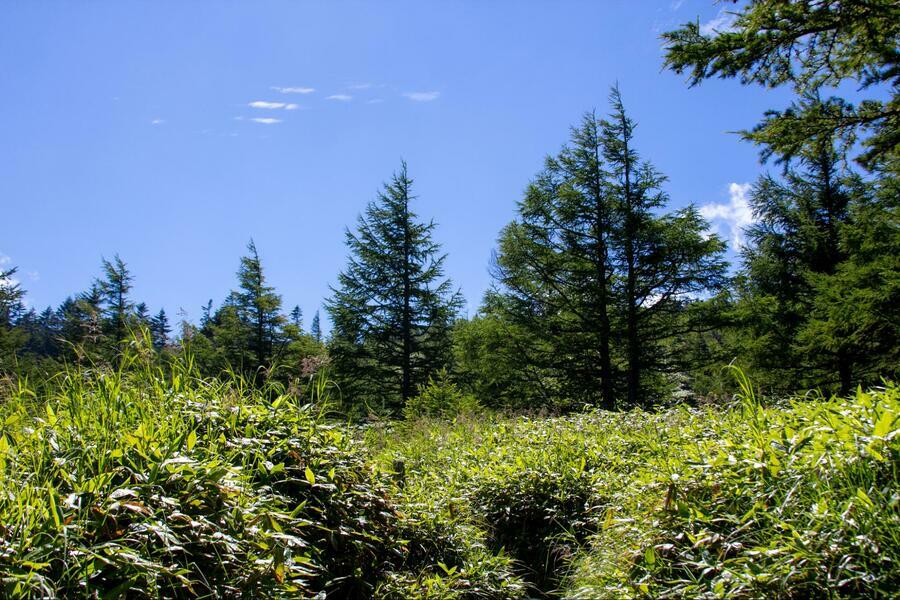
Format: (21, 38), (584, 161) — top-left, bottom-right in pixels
(404, 369), (481, 420)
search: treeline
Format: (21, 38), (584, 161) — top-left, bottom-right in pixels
(0, 243), (325, 386)
(2, 0), (897, 413)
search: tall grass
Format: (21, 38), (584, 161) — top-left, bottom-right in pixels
(0, 340), (522, 598)
(2, 342), (896, 598)
(372, 379), (899, 598)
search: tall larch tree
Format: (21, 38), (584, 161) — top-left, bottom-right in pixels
(493, 91), (727, 407)
(602, 86), (728, 404)
(738, 132), (891, 394)
(492, 112), (617, 407)
(327, 162), (462, 411)
(310, 310), (322, 344)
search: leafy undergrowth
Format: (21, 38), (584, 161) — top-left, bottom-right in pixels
(0, 353), (524, 599)
(1, 354), (897, 599)
(370, 380), (899, 598)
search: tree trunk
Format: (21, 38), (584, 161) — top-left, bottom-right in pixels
(401, 190), (413, 403)
(591, 130), (614, 410)
(622, 113), (640, 407)
(837, 350), (852, 397)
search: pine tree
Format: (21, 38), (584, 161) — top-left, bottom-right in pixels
(493, 91), (728, 407)
(0, 267), (27, 373)
(97, 255), (134, 348)
(150, 308), (170, 350)
(230, 240), (285, 377)
(200, 299), (214, 333)
(290, 305), (303, 330)
(310, 310), (322, 343)
(601, 86), (728, 404)
(327, 163), (463, 411)
(738, 133), (894, 394)
(797, 175), (899, 388)
(492, 111), (617, 407)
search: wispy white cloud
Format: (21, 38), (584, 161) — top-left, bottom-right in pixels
(700, 8), (738, 36)
(248, 100), (301, 111)
(347, 83), (373, 90)
(28, 271), (39, 282)
(249, 101), (288, 109)
(0, 253), (10, 266)
(670, 0), (685, 10)
(271, 86), (316, 94)
(326, 94), (352, 102)
(700, 182), (755, 251)
(151, 118), (165, 125)
(251, 117), (282, 125)
(403, 91), (440, 102)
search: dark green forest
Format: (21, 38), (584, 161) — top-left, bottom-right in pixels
(0, 1), (898, 598)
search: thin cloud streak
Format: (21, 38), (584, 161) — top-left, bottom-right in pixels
(326, 94), (352, 101)
(249, 101), (288, 109)
(271, 86), (315, 94)
(403, 91), (440, 102)
(251, 117), (282, 125)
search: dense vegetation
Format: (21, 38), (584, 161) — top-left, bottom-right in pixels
(0, 352), (896, 598)
(0, 0), (897, 596)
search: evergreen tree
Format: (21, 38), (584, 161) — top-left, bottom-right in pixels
(290, 305), (303, 330)
(200, 299), (214, 333)
(149, 308), (170, 350)
(229, 240), (285, 377)
(738, 133), (895, 393)
(663, 0), (899, 169)
(0, 267), (27, 372)
(135, 302), (150, 324)
(493, 92), (727, 407)
(797, 177), (899, 388)
(19, 306), (62, 360)
(310, 310), (322, 344)
(492, 111), (617, 407)
(602, 86), (728, 404)
(327, 163), (462, 411)
(97, 255), (134, 348)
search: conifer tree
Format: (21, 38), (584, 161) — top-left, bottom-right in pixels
(492, 112), (617, 407)
(230, 240), (285, 377)
(737, 133), (894, 393)
(602, 86), (728, 404)
(97, 255), (134, 348)
(150, 308), (170, 350)
(327, 163), (462, 410)
(310, 310), (322, 344)
(663, 0), (899, 169)
(0, 267), (27, 372)
(290, 305), (303, 330)
(493, 91), (727, 407)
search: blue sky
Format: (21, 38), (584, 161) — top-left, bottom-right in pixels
(1, 1), (793, 327)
